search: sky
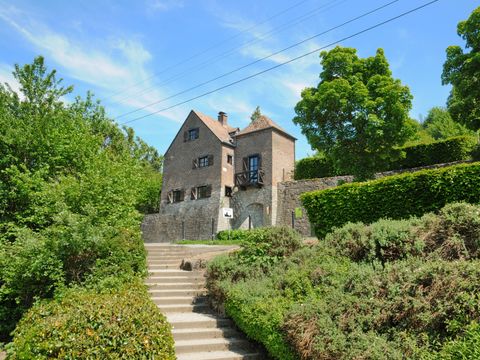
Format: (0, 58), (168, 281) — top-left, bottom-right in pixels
(0, 0), (478, 159)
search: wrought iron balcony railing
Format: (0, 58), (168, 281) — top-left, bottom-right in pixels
(234, 169), (265, 188)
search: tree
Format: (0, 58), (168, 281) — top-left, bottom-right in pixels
(442, 6), (480, 130)
(250, 105), (262, 122)
(423, 106), (474, 140)
(293, 46), (413, 180)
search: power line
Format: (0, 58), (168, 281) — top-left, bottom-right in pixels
(111, 0), (348, 104)
(103, 0), (311, 100)
(120, 0), (440, 126)
(115, 0), (399, 119)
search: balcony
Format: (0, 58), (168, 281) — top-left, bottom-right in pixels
(235, 169), (265, 188)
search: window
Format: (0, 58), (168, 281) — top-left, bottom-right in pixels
(199, 156), (209, 167)
(184, 128), (199, 142)
(225, 186), (233, 197)
(188, 128), (199, 140)
(193, 155), (213, 169)
(248, 154), (260, 183)
(167, 189), (184, 203)
(197, 185), (212, 199)
(227, 154), (233, 165)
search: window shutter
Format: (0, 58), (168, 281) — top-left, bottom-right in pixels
(258, 154), (262, 168)
(242, 157), (248, 171)
(183, 131), (188, 142)
(206, 185), (212, 198)
(167, 191), (173, 204)
(190, 187), (197, 200)
(208, 155), (214, 166)
(192, 158), (198, 169)
(179, 189), (185, 202)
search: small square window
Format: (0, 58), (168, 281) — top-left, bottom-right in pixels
(227, 155), (233, 165)
(172, 190), (184, 203)
(188, 128), (199, 141)
(197, 185), (211, 199)
(198, 156), (209, 167)
(225, 186), (232, 197)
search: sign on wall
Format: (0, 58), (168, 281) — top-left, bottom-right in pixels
(222, 208), (233, 218)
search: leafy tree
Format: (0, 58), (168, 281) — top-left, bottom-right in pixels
(423, 106), (474, 140)
(293, 46), (413, 180)
(0, 57), (162, 340)
(442, 6), (480, 130)
(250, 105), (262, 122)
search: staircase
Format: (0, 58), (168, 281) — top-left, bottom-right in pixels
(145, 243), (263, 360)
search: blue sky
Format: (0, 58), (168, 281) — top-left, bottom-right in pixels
(0, 0), (478, 159)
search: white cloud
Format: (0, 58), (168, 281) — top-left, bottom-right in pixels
(0, 63), (20, 94)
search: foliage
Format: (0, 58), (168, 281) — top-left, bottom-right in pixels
(442, 6), (480, 130)
(250, 105), (262, 122)
(207, 227), (303, 360)
(216, 228), (252, 242)
(403, 117), (434, 146)
(391, 135), (477, 170)
(6, 282), (175, 360)
(294, 152), (338, 179)
(293, 46), (413, 180)
(301, 162), (480, 237)
(0, 56), (163, 345)
(423, 107), (474, 140)
(207, 203), (480, 359)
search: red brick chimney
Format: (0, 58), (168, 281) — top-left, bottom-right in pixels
(218, 111), (228, 126)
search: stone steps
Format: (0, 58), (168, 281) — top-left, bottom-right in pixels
(145, 243), (262, 360)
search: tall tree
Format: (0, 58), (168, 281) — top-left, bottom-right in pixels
(442, 6), (480, 130)
(423, 106), (474, 140)
(293, 46), (413, 180)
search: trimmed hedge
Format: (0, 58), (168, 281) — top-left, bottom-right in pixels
(7, 282), (175, 359)
(294, 136), (478, 181)
(301, 162), (480, 237)
(392, 135), (477, 170)
(294, 154), (337, 180)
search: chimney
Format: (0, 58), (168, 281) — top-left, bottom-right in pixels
(218, 111), (228, 126)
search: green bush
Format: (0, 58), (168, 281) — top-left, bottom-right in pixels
(391, 135), (477, 170)
(6, 282), (175, 360)
(302, 162), (480, 237)
(294, 154), (337, 180)
(216, 228), (251, 242)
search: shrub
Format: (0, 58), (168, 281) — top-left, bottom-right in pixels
(391, 135), (477, 170)
(301, 162), (480, 237)
(216, 228), (251, 242)
(294, 154), (337, 180)
(7, 282), (175, 360)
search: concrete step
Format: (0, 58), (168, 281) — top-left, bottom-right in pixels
(151, 295), (207, 305)
(157, 303), (210, 313)
(176, 350), (262, 360)
(147, 270), (199, 276)
(172, 327), (240, 341)
(145, 276), (204, 284)
(166, 312), (234, 330)
(175, 337), (254, 354)
(149, 289), (206, 297)
(147, 263), (180, 270)
(147, 282), (205, 290)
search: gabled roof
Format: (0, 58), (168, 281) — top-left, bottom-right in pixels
(236, 115), (296, 140)
(192, 110), (238, 144)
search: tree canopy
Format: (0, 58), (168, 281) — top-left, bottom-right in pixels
(442, 6), (480, 130)
(250, 105), (262, 122)
(293, 46), (413, 179)
(423, 106), (474, 140)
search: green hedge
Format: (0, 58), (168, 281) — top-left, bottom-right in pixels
(294, 154), (337, 180)
(6, 282), (175, 359)
(392, 135), (477, 170)
(301, 162), (480, 237)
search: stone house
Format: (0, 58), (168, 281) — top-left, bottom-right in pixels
(157, 109), (296, 240)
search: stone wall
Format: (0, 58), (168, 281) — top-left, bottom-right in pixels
(276, 176), (354, 236)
